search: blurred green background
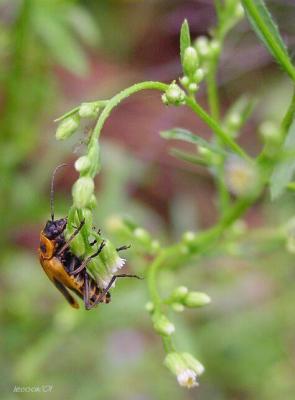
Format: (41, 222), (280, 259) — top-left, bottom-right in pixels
(1, 1), (295, 399)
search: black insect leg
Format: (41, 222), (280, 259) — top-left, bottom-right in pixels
(116, 245), (131, 252)
(70, 240), (106, 276)
(57, 219), (85, 255)
(83, 270), (91, 310)
(85, 274), (142, 310)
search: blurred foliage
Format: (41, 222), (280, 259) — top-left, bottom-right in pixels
(1, 1), (295, 399)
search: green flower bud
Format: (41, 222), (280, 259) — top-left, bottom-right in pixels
(194, 36), (210, 58)
(88, 194), (97, 209)
(188, 83), (198, 93)
(183, 291), (211, 308)
(88, 239), (126, 288)
(162, 82), (185, 106)
(194, 68), (205, 83)
(227, 113), (242, 130)
(79, 102), (99, 118)
(72, 177), (94, 209)
(74, 156), (91, 173)
(210, 40), (221, 57)
(134, 227), (151, 246)
(181, 353), (205, 376)
(153, 314), (175, 336)
(145, 301), (154, 313)
(183, 46), (199, 76)
(172, 286), (188, 301)
(179, 76), (190, 87)
(182, 231), (196, 243)
(164, 352), (198, 388)
(56, 114), (80, 140)
(106, 215), (131, 237)
(259, 121), (281, 145)
(172, 302), (185, 312)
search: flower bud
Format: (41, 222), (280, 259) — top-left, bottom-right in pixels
(179, 76), (190, 87)
(210, 40), (221, 57)
(183, 291), (211, 308)
(162, 82), (185, 106)
(259, 121), (281, 145)
(153, 314), (175, 336)
(72, 177), (94, 209)
(134, 228), (152, 246)
(79, 102), (99, 118)
(194, 36), (210, 58)
(183, 46), (199, 76)
(88, 239), (126, 288)
(183, 231), (196, 243)
(172, 286), (188, 301)
(181, 353), (205, 376)
(145, 301), (155, 313)
(194, 68), (205, 83)
(188, 83), (198, 93)
(172, 302), (185, 312)
(56, 114), (80, 140)
(164, 352), (198, 388)
(74, 156), (91, 173)
(88, 194), (97, 209)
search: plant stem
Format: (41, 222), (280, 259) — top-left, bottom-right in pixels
(92, 81), (169, 142)
(185, 97), (251, 162)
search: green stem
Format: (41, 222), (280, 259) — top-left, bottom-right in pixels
(207, 60), (220, 121)
(281, 86), (295, 134)
(185, 97), (251, 162)
(92, 82), (169, 142)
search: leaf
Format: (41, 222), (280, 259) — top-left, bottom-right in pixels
(241, 0), (295, 81)
(270, 117), (295, 200)
(180, 19), (191, 65)
(224, 95), (257, 135)
(67, 5), (100, 47)
(32, 5), (88, 76)
(160, 128), (227, 155)
(170, 148), (209, 166)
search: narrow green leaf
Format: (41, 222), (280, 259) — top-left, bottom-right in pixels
(270, 117), (295, 199)
(241, 0), (295, 81)
(180, 19), (191, 64)
(160, 128), (226, 155)
(170, 148), (210, 166)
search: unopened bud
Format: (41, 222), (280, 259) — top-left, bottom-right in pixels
(183, 46), (199, 76)
(75, 156), (91, 173)
(162, 82), (185, 106)
(194, 68), (205, 83)
(56, 114), (80, 140)
(181, 353), (205, 376)
(153, 314), (175, 336)
(79, 102), (99, 118)
(72, 177), (94, 209)
(183, 291), (211, 307)
(194, 36), (210, 58)
(172, 286), (189, 301)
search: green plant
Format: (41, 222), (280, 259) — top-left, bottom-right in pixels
(53, 0), (295, 389)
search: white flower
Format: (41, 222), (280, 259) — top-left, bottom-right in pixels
(177, 369), (198, 388)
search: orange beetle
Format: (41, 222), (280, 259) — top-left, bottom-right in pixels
(38, 165), (139, 310)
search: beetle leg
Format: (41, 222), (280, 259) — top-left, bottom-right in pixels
(86, 273), (142, 310)
(116, 244), (131, 252)
(57, 219), (85, 255)
(70, 240), (106, 276)
(83, 270), (91, 310)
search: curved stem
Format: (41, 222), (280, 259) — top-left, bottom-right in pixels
(92, 81), (169, 142)
(185, 97), (251, 162)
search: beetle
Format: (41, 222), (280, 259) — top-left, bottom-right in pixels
(38, 164), (139, 310)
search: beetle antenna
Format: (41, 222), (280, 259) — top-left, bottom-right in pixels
(50, 163), (68, 221)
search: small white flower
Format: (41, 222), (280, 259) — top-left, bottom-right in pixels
(177, 369), (198, 388)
